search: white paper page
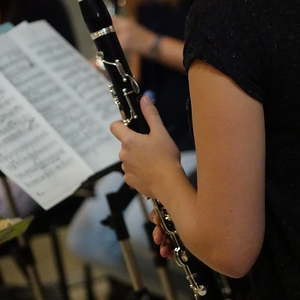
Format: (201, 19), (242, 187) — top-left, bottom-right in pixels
(0, 33), (117, 173)
(0, 74), (92, 209)
(14, 21), (118, 120)
(9, 21), (120, 171)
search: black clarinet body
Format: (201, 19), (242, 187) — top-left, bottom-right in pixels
(79, 0), (149, 134)
(78, 1), (207, 298)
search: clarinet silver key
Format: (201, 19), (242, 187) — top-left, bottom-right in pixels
(152, 198), (207, 299)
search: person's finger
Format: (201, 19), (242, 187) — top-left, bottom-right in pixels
(161, 237), (173, 258)
(149, 209), (161, 225)
(120, 163), (126, 173)
(153, 225), (165, 245)
(149, 210), (155, 222)
(160, 244), (173, 258)
(110, 120), (132, 142)
(140, 96), (164, 130)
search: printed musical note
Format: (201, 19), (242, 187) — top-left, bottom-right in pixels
(10, 21), (119, 125)
(0, 32), (119, 173)
(0, 74), (92, 209)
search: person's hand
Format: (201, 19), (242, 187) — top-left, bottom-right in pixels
(112, 16), (156, 55)
(150, 209), (173, 258)
(110, 96), (181, 199)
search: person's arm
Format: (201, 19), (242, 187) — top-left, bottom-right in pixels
(112, 16), (184, 72)
(151, 35), (184, 72)
(110, 60), (265, 277)
(155, 60), (266, 277)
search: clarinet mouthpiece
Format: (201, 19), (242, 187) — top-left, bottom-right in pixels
(78, 0), (112, 33)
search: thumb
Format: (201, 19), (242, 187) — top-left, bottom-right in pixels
(140, 96), (164, 130)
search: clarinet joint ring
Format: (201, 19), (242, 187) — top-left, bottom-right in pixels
(90, 26), (115, 40)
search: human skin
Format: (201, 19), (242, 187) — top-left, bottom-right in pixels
(112, 15), (185, 72)
(110, 60), (265, 278)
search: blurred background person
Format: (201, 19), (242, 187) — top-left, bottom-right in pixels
(112, 0), (194, 151)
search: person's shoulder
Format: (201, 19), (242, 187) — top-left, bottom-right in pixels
(185, 0), (267, 49)
(184, 0), (269, 103)
(188, 0), (262, 25)
(190, 0), (261, 11)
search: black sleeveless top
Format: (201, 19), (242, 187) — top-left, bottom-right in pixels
(184, 0), (300, 299)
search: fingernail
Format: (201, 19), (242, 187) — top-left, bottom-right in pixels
(160, 246), (169, 258)
(142, 96), (152, 106)
(143, 90), (156, 103)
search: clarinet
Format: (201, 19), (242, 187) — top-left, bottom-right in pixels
(77, 1), (207, 298)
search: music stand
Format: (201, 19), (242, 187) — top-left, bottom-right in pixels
(0, 171), (45, 300)
(99, 171), (175, 300)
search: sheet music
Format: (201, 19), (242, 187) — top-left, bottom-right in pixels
(0, 74), (92, 209)
(11, 21), (119, 121)
(0, 33), (118, 173)
(9, 21), (120, 168)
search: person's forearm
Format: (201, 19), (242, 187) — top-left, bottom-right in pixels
(143, 34), (185, 72)
(152, 167), (208, 262)
(112, 16), (185, 72)
(153, 36), (184, 72)
(152, 166), (258, 278)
